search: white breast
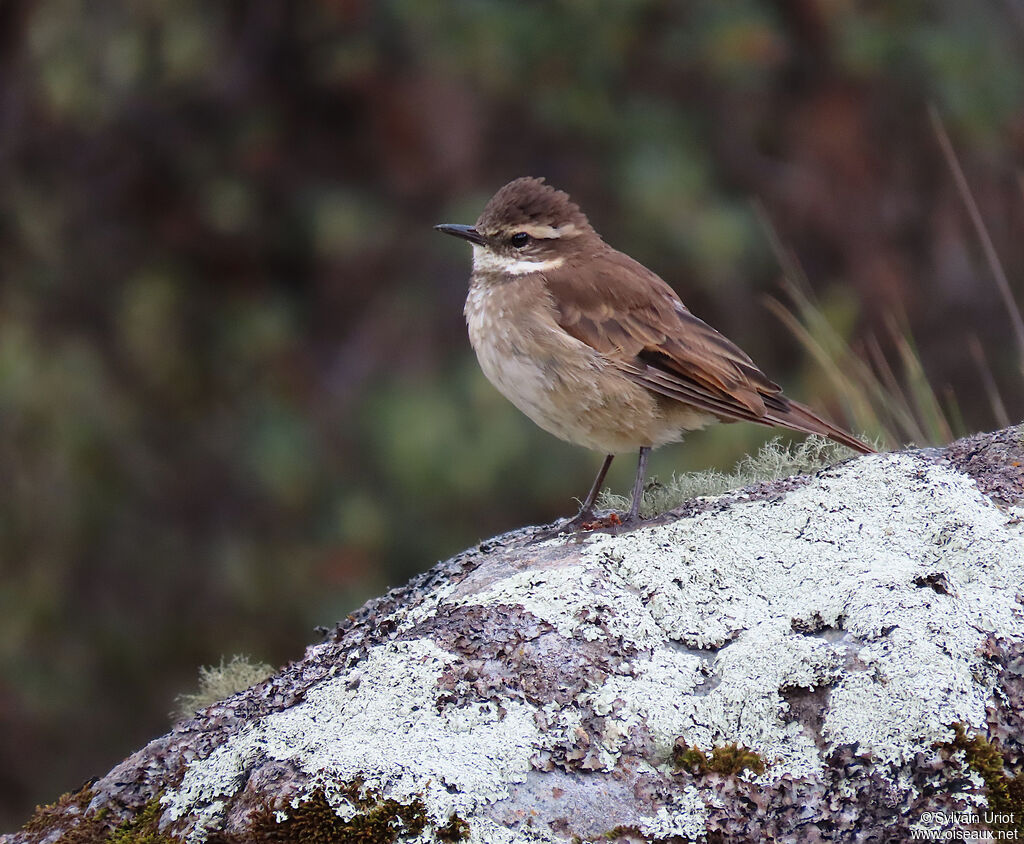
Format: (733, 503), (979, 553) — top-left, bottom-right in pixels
(463, 276), (712, 454)
(464, 277), (633, 451)
(464, 282), (560, 417)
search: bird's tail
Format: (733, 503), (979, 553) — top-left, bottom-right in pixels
(762, 397), (876, 455)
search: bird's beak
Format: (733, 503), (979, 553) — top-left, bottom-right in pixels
(434, 223), (486, 246)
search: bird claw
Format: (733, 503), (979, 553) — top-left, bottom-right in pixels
(577, 511), (622, 531)
(615, 512), (644, 530)
(535, 508), (642, 541)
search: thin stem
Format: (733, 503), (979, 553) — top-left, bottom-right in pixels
(968, 335), (1011, 429)
(929, 104), (1024, 367)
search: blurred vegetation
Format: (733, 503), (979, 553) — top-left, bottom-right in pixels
(172, 655), (273, 721)
(1, 0), (1023, 828)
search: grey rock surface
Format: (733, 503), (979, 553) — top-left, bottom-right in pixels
(7, 427), (1024, 843)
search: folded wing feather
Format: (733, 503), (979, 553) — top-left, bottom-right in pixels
(546, 247), (875, 454)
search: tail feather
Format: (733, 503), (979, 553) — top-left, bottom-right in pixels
(761, 397), (876, 455)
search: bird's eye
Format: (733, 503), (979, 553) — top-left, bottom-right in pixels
(510, 232), (529, 248)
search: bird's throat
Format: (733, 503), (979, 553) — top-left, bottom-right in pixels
(470, 245), (566, 277)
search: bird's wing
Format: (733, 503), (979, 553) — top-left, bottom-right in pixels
(547, 248), (875, 453)
(548, 248), (779, 420)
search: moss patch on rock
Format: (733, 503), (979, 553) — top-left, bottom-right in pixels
(672, 739), (766, 778)
(602, 825), (675, 843)
(21, 786), (106, 843)
(20, 788), (173, 844)
(945, 724), (1024, 835)
(234, 781), (470, 844)
(434, 812), (471, 842)
(107, 798), (175, 844)
(247, 786), (424, 843)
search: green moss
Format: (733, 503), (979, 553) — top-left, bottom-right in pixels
(435, 812), (471, 842)
(21, 786), (108, 843)
(107, 798), (175, 844)
(21, 788), (173, 844)
(672, 738), (766, 777)
(248, 782), (431, 843)
(946, 724), (1024, 835)
(240, 782), (475, 843)
(25, 779), (467, 844)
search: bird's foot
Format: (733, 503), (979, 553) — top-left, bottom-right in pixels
(536, 508), (633, 541)
(615, 511), (645, 531)
(575, 511), (623, 532)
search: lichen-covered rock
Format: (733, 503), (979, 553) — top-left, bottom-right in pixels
(7, 427), (1024, 844)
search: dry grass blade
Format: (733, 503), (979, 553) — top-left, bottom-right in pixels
(941, 385), (968, 438)
(968, 334), (1011, 428)
(863, 333), (927, 443)
(884, 312), (954, 444)
(753, 202), (887, 441)
(763, 294), (881, 435)
(755, 201), (959, 448)
(929, 104), (1024, 368)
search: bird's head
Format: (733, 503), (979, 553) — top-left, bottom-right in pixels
(435, 177), (595, 276)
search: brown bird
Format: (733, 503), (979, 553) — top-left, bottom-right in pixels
(436, 177), (874, 528)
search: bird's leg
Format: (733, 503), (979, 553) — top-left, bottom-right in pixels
(565, 454), (614, 526)
(624, 447), (651, 524)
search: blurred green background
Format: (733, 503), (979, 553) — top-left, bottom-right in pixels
(2, 0), (1024, 827)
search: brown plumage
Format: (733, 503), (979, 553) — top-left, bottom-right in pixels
(437, 177), (875, 528)
(549, 248), (871, 453)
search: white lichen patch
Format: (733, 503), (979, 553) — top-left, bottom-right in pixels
(452, 564), (665, 647)
(588, 631), (842, 781)
(467, 817), (561, 844)
(572, 453), (1023, 779)
(580, 647), (711, 759)
(642, 792), (714, 842)
(162, 639), (539, 841)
